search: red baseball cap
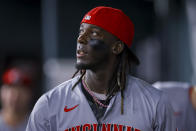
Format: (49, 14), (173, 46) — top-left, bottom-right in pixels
(2, 68), (32, 87)
(81, 6), (139, 65)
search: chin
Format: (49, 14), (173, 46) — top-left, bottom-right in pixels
(75, 63), (95, 70)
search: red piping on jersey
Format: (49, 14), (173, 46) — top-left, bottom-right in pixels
(189, 86), (193, 101)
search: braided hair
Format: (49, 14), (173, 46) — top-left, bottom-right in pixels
(71, 45), (138, 114)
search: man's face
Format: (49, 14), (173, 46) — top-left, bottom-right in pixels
(0, 85), (32, 113)
(76, 23), (117, 70)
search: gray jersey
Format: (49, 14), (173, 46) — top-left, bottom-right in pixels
(0, 115), (27, 131)
(153, 82), (196, 131)
(26, 75), (176, 131)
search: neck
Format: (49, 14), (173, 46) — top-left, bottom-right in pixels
(85, 60), (119, 94)
(1, 109), (28, 127)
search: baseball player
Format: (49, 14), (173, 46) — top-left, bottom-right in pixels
(0, 67), (34, 131)
(153, 81), (196, 131)
(26, 6), (176, 131)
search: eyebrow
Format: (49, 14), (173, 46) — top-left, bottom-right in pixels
(90, 25), (102, 31)
(79, 27), (102, 34)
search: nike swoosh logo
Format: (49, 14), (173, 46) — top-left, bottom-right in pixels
(64, 104), (79, 112)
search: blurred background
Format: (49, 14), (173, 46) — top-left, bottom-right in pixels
(0, 0), (196, 92)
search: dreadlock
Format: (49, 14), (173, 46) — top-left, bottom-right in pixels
(71, 46), (136, 114)
(117, 46), (130, 114)
(72, 70), (86, 90)
(110, 45), (137, 114)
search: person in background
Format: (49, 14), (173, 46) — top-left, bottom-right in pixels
(0, 67), (34, 131)
(153, 81), (196, 131)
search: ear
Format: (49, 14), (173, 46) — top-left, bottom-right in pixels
(112, 41), (124, 55)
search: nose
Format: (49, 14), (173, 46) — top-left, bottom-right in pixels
(77, 32), (89, 44)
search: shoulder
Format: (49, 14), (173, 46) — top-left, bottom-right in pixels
(126, 75), (174, 111)
(27, 76), (81, 129)
(43, 77), (79, 101)
(153, 81), (190, 90)
(31, 76), (81, 116)
(0, 114), (5, 126)
(152, 81), (190, 102)
(152, 81), (191, 110)
(125, 75), (175, 124)
(0, 116), (9, 131)
(126, 75), (162, 99)
(125, 75), (166, 113)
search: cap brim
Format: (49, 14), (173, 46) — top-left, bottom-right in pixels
(127, 49), (140, 65)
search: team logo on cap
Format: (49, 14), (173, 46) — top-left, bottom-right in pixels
(84, 15), (91, 20)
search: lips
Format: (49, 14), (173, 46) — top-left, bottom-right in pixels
(77, 49), (88, 58)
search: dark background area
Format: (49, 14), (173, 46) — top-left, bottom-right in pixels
(0, 0), (195, 92)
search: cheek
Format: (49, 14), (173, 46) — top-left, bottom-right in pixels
(87, 41), (112, 63)
(1, 91), (15, 105)
(19, 91), (32, 102)
(88, 39), (110, 54)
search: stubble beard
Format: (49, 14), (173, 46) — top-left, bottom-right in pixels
(75, 56), (108, 71)
(75, 39), (110, 70)
(75, 63), (95, 70)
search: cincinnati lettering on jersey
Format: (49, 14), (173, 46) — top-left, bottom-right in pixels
(64, 123), (141, 131)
